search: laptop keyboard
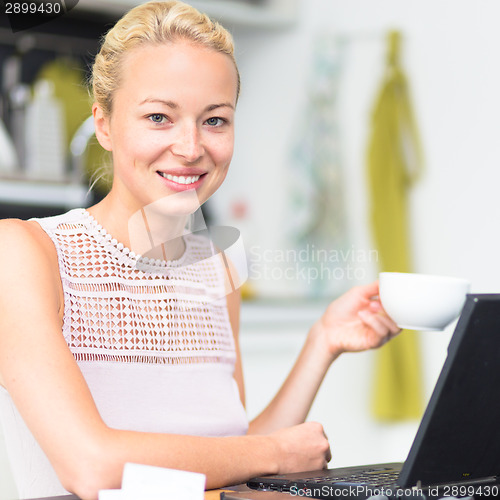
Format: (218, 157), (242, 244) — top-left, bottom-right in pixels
(303, 469), (400, 487)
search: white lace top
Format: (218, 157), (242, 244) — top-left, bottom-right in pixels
(0, 208), (248, 499)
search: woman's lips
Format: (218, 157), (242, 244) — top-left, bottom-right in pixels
(156, 171), (206, 191)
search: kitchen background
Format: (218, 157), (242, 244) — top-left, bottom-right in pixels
(1, 0), (500, 498)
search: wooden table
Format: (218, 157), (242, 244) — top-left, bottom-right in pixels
(27, 484), (286, 500)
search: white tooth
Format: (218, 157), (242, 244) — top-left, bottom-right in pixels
(160, 173), (200, 184)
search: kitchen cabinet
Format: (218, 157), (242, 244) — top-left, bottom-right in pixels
(0, 9), (112, 218)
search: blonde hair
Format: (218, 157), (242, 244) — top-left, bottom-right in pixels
(91, 0), (239, 117)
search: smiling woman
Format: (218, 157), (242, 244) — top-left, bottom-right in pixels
(0, 1), (401, 499)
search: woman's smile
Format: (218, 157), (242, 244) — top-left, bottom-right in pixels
(156, 170), (207, 191)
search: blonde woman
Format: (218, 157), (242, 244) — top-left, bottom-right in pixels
(0, 2), (400, 499)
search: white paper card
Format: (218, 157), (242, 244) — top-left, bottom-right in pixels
(99, 463), (206, 500)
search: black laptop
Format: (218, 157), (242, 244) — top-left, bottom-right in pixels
(247, 294), (500, 499)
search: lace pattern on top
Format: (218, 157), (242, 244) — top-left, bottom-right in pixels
(36, 209), (236, 366)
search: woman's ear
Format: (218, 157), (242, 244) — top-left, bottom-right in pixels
(92, 103), (113, 152)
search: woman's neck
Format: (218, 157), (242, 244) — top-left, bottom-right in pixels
(87, 192), (189, 262)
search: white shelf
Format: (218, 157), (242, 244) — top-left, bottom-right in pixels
(0, 179), (89, 208)
(76, 0), (298, 28)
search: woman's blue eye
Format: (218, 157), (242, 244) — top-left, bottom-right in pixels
(206, 117), (224, 127)
(149, 114), (165, 123)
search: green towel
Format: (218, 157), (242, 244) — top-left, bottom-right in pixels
(367, 31), (424, 421)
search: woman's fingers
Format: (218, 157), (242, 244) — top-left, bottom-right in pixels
(358, 309), (402, 341)
(375, 311), (401, 335)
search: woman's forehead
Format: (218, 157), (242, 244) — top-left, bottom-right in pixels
(122, 41), (237, 85)
(116, 41), (238, 104)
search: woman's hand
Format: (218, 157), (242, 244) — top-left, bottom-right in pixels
(313, 281), (401, 359)
(269, 422), (331, 474)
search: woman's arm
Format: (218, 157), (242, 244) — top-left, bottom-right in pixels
(241, 283), (401, 434)
(0, 220), (330, 499)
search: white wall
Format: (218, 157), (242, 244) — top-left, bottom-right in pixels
(213, 0), (500, 295)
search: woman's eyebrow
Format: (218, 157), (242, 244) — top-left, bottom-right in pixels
(139, 98), (178, 108)
(139, 98), (234, 111)
(205, 102), (235, 112)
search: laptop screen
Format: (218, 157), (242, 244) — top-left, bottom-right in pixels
(398, 294), (500, 488)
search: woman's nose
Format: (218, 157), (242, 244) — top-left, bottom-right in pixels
(171, 123), (204, 162)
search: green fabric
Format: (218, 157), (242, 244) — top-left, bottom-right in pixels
(35, 58), (111, 193)
(367, 31), (424, 421)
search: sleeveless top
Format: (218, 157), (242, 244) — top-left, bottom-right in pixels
(0, 208), (248, 499)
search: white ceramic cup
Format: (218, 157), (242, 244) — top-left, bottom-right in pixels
(379, 272), (471, 331)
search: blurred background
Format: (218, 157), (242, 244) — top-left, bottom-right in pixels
(2, 0), (500, 498)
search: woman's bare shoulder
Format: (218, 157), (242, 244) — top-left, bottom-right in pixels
(0, 218), (61, 300)
(0, 218), (58, 262)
